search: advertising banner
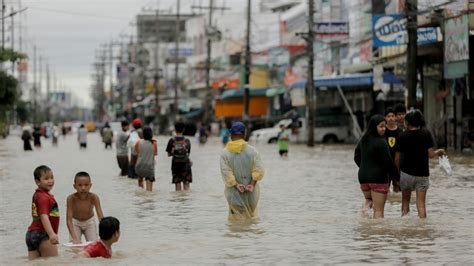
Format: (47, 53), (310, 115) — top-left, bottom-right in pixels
(444, 15), (469, 62)
(373, 14), (438, 47)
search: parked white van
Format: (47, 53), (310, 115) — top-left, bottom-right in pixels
(249, 117), (350, 144)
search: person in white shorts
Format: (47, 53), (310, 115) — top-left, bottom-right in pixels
(66, 172), (104, 244)
(394, 110), (445, 218)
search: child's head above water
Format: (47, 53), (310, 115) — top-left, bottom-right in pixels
(99, 217), (120, 242)
(34, 165), (52, 181)
(33, 165), (54, 191)
(74, 171), (92, 193)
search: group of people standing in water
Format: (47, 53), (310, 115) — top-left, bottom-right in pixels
(354, 104), (446, 218)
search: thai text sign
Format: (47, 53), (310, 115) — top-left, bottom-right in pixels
(373, 14), (438, 47)
(313, 22), (349, 39)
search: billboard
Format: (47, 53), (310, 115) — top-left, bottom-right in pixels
(136, 14), (193, 43)
(418, 0), (468, 18)
(372, 14), (438, 47)
(444, 15), (469, 63)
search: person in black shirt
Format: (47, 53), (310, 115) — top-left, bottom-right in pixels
(384, 107), (401, 191)
(166, 122), (192, 191)
(394, 110), (445, 218)
(354, 115), (398, 218)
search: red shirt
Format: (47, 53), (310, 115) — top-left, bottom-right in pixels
(82, 240), (111, 258)
(27, 189), (60, 233)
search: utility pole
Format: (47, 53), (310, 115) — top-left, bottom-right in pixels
(405, 0), (417, 108)
(46, 63), (50, 121)
(109, 41), (114, 119)
(38, 55), (42, 107)
(1, 0), (5, 52)
(33, 45), (37, 123)
(205, 0), (214, 127)
(10, 7), (15, 125)
(18, 0), (22, 52)
(10, 7), (14, 74)
(192, 1), (229, 126)
(174, 0), (180, 121)
(243, 0), (251, 125)
(306, 0), (315, 147)
(153, 6), (166, 131)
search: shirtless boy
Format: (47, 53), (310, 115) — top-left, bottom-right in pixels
(66, 172), (104, 244)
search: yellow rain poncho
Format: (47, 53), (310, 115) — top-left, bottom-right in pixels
(220, 139), (264, 220)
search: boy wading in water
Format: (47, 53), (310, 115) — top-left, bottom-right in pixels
(79, 217), (120, 259)
(384, 107), (402, 191)
(166, 122), (193, 191)
(220, 122), (265, 220)
(25, 165), (60, 260)
(277, 124), (289, 157)
(67, 172), (104, 244)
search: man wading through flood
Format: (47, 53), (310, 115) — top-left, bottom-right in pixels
(220, 122), (265, 220)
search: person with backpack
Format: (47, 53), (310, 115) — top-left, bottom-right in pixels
(166, 122), (192, 191)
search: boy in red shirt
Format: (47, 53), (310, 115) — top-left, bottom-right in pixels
(79, 216), (120, 258)
(25, 165), (60, 260)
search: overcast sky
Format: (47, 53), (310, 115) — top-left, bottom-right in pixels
(14, 0), (262, 108)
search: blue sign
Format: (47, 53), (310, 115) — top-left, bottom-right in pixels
(373, 14), (438, 47)
(417, 27), (438, 46)
(169, 48), (193, 57)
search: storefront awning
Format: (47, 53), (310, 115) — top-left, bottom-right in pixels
(183, 108), (204, 119)
(220, 88), (268, 101)
(265, 87), (286, 97)
(289, 72), (401, 90)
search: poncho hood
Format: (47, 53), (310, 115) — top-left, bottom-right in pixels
(225, 139), (247, 153)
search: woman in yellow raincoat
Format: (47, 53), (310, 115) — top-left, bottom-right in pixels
(220, 122), (264, 220)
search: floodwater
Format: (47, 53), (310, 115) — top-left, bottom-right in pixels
(0, 133), (473, 265)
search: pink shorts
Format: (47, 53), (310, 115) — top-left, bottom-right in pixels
(360, 183), (389, 194)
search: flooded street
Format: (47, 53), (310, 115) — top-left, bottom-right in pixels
(0, 133), (473, 264)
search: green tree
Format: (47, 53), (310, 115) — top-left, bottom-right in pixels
(0, 49), (27, 137)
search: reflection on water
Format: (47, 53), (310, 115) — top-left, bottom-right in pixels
(0, 134), (472, 264)
(225, 219), (265, 237)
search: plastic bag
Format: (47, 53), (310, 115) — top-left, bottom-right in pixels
(438, 155), (452, 176)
